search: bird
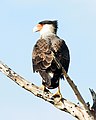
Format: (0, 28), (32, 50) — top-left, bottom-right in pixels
(32, 20), (70, 99)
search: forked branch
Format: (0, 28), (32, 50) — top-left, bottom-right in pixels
(0, 61), (95, 120)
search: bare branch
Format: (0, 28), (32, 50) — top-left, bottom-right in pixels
(89, 88), (96, 118)
(0, 61), (95, 120)
(62, 67), (88, 110)
(53, 55), (88, 110)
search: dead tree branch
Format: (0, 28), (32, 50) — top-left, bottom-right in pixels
(62, 67), (88, 110)
(53, 56), (88, 110)
(0, 60), (95, 120)
(89, 89), (96, 118)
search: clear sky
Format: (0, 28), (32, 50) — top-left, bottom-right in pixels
(0, 0), (96, 120)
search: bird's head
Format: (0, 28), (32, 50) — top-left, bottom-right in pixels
(33, 20), (58, 36)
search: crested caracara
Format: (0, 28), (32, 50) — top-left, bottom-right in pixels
(32, 20), (70, 99)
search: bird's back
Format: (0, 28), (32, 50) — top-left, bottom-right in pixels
(32, 35), (70, 89)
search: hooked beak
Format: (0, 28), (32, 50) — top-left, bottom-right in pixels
(33, 24), (43, 32)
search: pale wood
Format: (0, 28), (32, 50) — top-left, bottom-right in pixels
(0, 60), (95, 120)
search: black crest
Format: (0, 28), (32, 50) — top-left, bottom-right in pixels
(39, 20), (58, 33)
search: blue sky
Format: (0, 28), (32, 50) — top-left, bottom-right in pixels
(0, 0), (96, 120)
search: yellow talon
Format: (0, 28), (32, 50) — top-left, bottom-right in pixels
(51, 86), (62, 103)
(39, 85), (46, 91)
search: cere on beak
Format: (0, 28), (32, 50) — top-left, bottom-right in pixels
(33, 24), (43, 32)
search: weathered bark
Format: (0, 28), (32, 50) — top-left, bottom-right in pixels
(0, 60), (95, 120)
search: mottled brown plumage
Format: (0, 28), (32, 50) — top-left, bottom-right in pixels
(32, 33), (70, 89)
(32, 20), (70, 97)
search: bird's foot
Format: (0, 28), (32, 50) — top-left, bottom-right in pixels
(39, 85), (46, 91)
(39, 85), (49, 92)
(51, 91), (62, 104)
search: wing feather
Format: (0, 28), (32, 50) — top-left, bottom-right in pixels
(32, 39), (54, 72)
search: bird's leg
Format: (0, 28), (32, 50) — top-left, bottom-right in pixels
(51, 86), (62, 104)
(39, 84), (49, 92)
(52, 86), (62, 98)
(39, 84), (46, 91)
(51, 81), (62, 103)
